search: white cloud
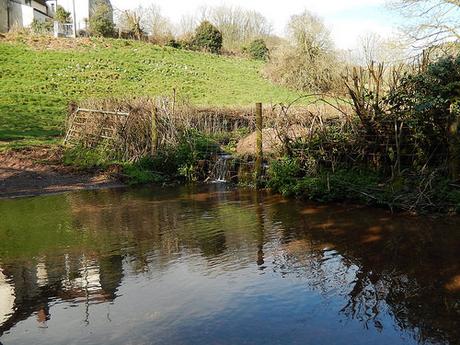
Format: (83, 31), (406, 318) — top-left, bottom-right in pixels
(329, 19), (395, 50)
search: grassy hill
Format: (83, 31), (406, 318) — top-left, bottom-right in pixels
(0, 36), (301, 147)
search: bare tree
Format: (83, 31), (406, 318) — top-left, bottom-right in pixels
(265, 10), (341, 93)
(177, 14), (198, 37)
(357, 33), (407, 65)
(116, 9), (144, 39)
(143, 4), (172, 39)
(200, 5), (273, 51)
(116, 5), (172, 41)
(389, 0), (460, 47)
(287, 10), (334, 54)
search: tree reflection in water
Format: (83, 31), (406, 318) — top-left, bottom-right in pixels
(0, 185), (458, 344)
(270, 201), (460, 344)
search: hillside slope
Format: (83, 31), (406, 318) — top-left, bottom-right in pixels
(0, 36), (300, 146)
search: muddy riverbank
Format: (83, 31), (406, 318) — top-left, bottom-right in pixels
(0, 147), (124, 198)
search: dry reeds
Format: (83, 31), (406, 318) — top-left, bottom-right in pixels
(65, 97), (257, 161)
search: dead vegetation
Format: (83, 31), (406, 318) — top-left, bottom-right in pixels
(65, 97), (258, 161)
(0, 30), (102, 51)
(64, 95), (354, 160)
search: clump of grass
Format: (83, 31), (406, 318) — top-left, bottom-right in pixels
(122, 157), (167, 185)
(62, 143), (114, 170)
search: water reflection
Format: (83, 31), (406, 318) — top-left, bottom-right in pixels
(0, 185), (459, 345)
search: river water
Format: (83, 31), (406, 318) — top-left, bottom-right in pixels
(0, 185), (459, 345)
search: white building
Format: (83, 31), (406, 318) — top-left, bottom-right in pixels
(0, 0), (8, 32)
(49, 0), (113, 33)
(0, 269), (15, 327)
(0, 0), (53, 32)
(0, 0), (113, 34)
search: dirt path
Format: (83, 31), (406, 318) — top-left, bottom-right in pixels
(0, 147), (124, 199)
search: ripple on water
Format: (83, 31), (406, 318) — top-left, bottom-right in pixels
(0, 186), (459, 345)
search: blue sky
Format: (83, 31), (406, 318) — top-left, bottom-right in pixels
(111, 0), (402, 50)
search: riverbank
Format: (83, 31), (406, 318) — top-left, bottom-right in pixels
(2, 146), (459, 215)
(0, 147), (124, 198)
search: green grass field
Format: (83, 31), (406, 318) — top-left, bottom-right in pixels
(0, 37), (301, 147)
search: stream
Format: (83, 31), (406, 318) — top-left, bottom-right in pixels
(0, 185), (459, 345)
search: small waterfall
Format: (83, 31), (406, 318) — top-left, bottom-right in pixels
(211, 154), (233, 183)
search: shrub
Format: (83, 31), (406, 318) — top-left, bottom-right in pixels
(122, 131), (219, 183)
(200, 6), (272, 52)
(294, 169), (381, 203)
(55, 5), (71, 24)
(117, 9), (144, 40)
(149, 33), (177, 46)
(30, 19), (53, 34)
(89, 4), (115, 37)
(165, 38), (181, 49)
(78, 29), (89, 37)
(175, 130), (219, 181)
(245, 39), (269, 60)
(122, 157), (166, 185)
(264, 10), (341, 93)
(192, 21), (223, 54)
(268, 157), (382, 203)
(386, 55), (460, 169)
(175, 32), (195, 50)
(267, 157), (302, 196)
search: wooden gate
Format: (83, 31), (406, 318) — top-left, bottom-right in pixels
(64, 108), (130, 146)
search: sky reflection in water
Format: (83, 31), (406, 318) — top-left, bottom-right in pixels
(0, 185), (459, 345)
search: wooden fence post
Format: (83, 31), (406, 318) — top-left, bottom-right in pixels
(151, 104), (158, 156)
(255, 102), (263, 184)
